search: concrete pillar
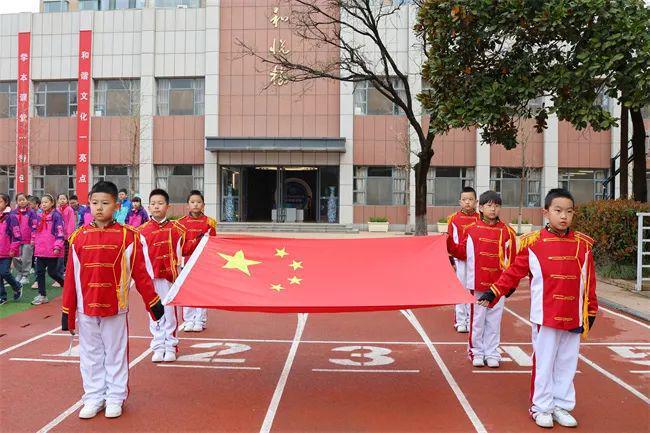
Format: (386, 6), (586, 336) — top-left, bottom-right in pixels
(138, 7), (156, 200)
(204, 0), (220, 219)
(475, 128), (491, 195)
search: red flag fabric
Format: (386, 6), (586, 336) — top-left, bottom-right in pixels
(164, 235), (474, 313)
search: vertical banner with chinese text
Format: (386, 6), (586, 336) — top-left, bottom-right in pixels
(76, 30), (92, 202)
(16, 32), (31, 194)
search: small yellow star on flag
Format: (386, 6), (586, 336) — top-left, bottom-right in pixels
(288, 276), (302, 285)
(290, 260), (303, 271)
(275, 248), (288, 258)
(218, 250), (261, 276)
(270, 283), (285, 292)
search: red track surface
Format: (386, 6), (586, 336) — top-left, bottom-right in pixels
(1, 286), (648, 433)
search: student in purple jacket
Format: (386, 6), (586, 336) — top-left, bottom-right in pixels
(0, 194), (22, 305)
(125, 196), (149, 228)
(31, 194), (65, 305)
(11, 192), (38, 284)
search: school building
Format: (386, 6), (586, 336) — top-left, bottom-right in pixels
(0, 0), (647, 229)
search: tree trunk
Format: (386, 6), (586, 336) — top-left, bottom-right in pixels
(414, 151), (432, 236)
(620, 106), (628, 198)
(630, 109), (647, 203)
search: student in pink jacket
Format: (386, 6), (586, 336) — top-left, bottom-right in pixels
(32, 194), (65, 305)
(56, 193), (76, 281)
(0, 194), (22, 305)
(11, 192), (38, 284)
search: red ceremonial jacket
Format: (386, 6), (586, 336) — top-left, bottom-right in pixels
(177, 213), (217, 259)
(446, 210), (480, 260)
(138, 218), (186, 282)
(61, 221), (161, 331)
(450, 218), (517, 292)
(489, 228), (598, 333)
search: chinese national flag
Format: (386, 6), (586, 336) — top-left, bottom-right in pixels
(164, 235), (473, 313)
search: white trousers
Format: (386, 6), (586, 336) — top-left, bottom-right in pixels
(183, 307), (207, 326)
(454, 258), (470, 328)
(149, 278), (178, 353)
(468, 292), (505, 360)
(531, 325), (580, 415)
(78, 312), (128, 406)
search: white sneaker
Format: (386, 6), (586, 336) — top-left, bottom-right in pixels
(104, 403), (123, 418)
(181, 322), (192, 332)
(31, 295), (48, 305)
(472, 356), (485, 367)
(31, 281), (38, 289)
(552, 408), (577, 427)
(534, 412), (554, 428)
(151, 351), (165, 362)
(191, 322), (203, 332)
(486, 358), (500, 368)
(19, 277), (29, 285)
(456, 325), (468, 333)
(51, 281), (61, 288)
(163, 351), (176, 362)
(79, 401), (105, 419)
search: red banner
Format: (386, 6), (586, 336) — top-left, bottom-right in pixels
(76, 30), (92, 202)
(15, 32), (30, 194)
(164, 235), (474, 313)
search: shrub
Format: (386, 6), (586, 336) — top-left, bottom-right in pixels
(369, 216), (389, 223)
(510, 218), (530, 224)
(438, 216), (449, 223)
(572, 199), (650, 266)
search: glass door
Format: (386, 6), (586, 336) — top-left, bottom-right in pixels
(220, 167), (241, 222)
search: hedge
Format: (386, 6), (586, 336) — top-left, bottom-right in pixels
(572, 199), (650, 266)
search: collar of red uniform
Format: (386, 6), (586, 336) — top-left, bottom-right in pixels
(152, 217), (169, 226)
(460, 209), (477, 216)
(90, 219), (118, 229)
(479, 214), (500, 226)
(188, 212), (204, 219)
(544, 224), (571, 237)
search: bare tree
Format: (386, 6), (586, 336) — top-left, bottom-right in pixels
(237, 0), (435, 235)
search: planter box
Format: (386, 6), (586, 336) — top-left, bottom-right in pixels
(509, 223), (533, 234)
(437, 222), (448, 234)
(368, 222), (390, 232)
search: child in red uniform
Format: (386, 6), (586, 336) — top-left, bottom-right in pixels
(61, 181), (164, 420)
(446, 186), (480, 333)
(177, 190), (217, 333)
(478, 189), (597, 429)
(138, 189), (186, 363)
(450, 190), (517, 368)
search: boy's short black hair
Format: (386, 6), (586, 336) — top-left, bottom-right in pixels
(118, 188), (128, 195)
(460, 186), (477, 199)
(131, 196), (142, 203)
(29, 195), (40, 205)
(479, 190), (502, 206)
(544, 188), (575, 209)
(187, 189), (204, 202)
(149, 188), (170, 204)
(69, 194), (78, 201)
(89, 181), (118, 201)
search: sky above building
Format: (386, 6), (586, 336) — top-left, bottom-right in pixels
(0, 0), (39, 14)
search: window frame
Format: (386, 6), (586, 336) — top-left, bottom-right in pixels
(43, 0), (69, 12)
(34, 81), (78, 118)
(0, 166), (16, 199)
(32, 165), (76, 197)
(558, 169), (608, 204)
(489, 167), (542, 208)
(156, 78), (205, 116)
(426, 167), (475, 206)
(353, 77), (406, 116)
(154, 164), (204, 203)
(0, 82), (17, 119)
(94, 79), (140, 117)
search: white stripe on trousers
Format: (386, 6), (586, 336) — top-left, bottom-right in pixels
(149, 278), (178, 353)
(469, 292), (505, 360)
(78, 312), (129, 405)
(454, 258), (470, 328)
(531, 324), (580, 414)
(183, 307), (208, 326)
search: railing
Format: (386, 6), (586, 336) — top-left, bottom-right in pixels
(636, 212), (650, 292)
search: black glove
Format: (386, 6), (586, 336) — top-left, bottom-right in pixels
(478, 291), (496, 304)
(588, 315), (596, 330)
(505, 288), (516, 298)
(61, 312), (69, 331)
(150, 300), (165, 321)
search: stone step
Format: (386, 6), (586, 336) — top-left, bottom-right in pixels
(217, 222), (358, 233)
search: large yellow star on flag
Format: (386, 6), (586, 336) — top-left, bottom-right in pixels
(218, 250), (261, 276)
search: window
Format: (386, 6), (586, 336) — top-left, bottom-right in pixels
(32, 165), (75, 197)
(490, 167), (542, 207)
(354, 166), (405, 205)
(155, 165), (204, 203)
(427, 167), (475, 206)
(593, 88), (610, 111)
(34, 81), (77, 117)
(157, 78), (204, 116)
(642, 104), (650, 120)
(95, 80), (140, 116)
(527, 96), (545, 112)
(43, 1), (69, 12)
(155, 0), (201, 7)
(93, 165), (139, 194)
(558, 169), (608, 204)
(353, 78), (406, 115)
(0, 82), (17, 118)
(0, 166), (15, 199)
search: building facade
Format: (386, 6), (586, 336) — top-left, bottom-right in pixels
(0, 0), (648, 228)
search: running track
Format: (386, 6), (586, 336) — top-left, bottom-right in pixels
(0, 285), (648, 433)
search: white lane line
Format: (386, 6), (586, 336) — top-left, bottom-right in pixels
(259, 313), (308, 433)
(0, 325), (61, 357)
(504, 307), (650, 405)
(630, 371), (650, 374)
(10, 358), (79, 364)
(157, 364), (260, 371)
(600, 307), (650, 330)
(312, 368), (420, 374)
(401, 309), (487, 433)
(37, 348), (153, 433)
(472, 370), (583, 374)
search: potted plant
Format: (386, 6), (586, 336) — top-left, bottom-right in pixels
(368, 216), (390, 232)
(510, 218), (533, 234)
(437, 216), (449, 234)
